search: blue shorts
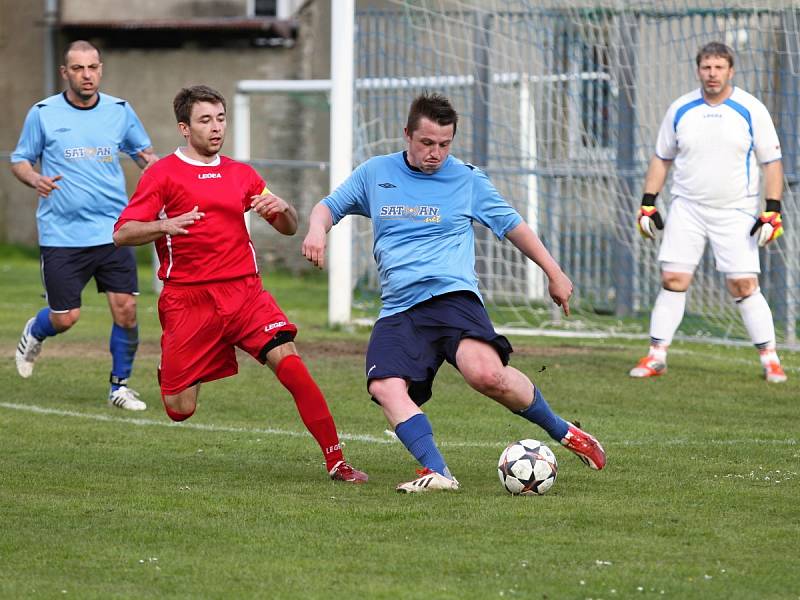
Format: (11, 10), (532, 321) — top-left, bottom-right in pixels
(40, 244), (139, 312)
(365, 291), (512, 405)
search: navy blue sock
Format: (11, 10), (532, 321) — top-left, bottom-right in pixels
(30, 308), (58, 340)
(109, 324), (139, 392)
(394, 413), (451, 478)
(516, 387), (569, 442)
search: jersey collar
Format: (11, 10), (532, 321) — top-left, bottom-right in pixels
(174, 147), (221, 166)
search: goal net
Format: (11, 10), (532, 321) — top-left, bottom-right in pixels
(349, 0), (800, 348)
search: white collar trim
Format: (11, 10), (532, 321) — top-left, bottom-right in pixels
(174, 147), (221, 167)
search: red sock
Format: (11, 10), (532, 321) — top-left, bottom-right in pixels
(275, 354), (344, 471)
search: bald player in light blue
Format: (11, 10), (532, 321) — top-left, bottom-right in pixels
(11, 40), (157, 410)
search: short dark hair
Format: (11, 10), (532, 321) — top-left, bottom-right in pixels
(173, 85), (227, 124)
(406, 92), (458, 136)
(63, 40), (101, 65)
(696, 41), (734, 68)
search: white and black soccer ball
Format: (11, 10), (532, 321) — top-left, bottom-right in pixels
(498, 439), (558, 496)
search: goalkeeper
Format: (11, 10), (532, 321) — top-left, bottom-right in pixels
(631, 41), (786, 383)
(303, 92), (605, 493)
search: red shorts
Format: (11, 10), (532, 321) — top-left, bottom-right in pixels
(157, 275), (298, 395)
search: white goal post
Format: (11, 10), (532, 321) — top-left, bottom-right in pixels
(235, 0), (355, 327)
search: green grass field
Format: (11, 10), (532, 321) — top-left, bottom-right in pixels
(1, 246), (798, 599)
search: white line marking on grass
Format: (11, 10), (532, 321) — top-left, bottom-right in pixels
(0, 402), (796, 449)
(0, 401), (394, 445)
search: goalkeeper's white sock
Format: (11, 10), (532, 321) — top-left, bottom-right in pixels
(735, 289), (778, 363)
(648, 289), (686, 359)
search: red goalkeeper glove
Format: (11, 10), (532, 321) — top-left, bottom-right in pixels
(749, 199), (784, 247)
(637, 193), (664, 240)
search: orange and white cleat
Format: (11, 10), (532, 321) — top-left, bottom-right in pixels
(763, 361), (787, 384)
(628, 356), (666, 378)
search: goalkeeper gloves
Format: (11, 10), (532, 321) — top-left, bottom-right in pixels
(637, 193), (664, 240)
(749, 199), (784, 247)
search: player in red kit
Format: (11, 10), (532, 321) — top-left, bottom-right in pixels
(113, 85), (367, 484)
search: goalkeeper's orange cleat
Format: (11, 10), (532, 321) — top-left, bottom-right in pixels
(629, 355), (666, 378)
(763, 361), (787, 384)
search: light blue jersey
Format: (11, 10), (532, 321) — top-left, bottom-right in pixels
(323, 152), (522, 318)
(11, 92), (152, 247)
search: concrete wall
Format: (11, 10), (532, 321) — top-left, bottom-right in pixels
(0, 0), (46, 245)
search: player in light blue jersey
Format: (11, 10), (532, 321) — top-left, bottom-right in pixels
(303, 92), (606, 492)
(11, 40), (158, 410)
(632, 42), (787, 383)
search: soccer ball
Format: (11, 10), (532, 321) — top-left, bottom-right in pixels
(497, 439), (558, 496)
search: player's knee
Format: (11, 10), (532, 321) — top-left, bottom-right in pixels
(727, 277), (758, 299)
(368, 378), (390, 402)
(661, 274), (691, 292)
(466, 366), (508, 398)
(52, 309), (80, 331)
(115, 305), (138, 328)
(161, 395), (196, 422)
(163, 403), (195, 422)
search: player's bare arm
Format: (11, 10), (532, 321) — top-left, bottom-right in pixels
(250, 190), (297, 235)
(763, 160), (784, 202)
(642, 155), (672, 195)
(134, 148), (159, 171)
(113, 206), (204, 246)
(505, 222), (573, 316)
(10, 160), (63, 198)
(302, 202), (334, 269)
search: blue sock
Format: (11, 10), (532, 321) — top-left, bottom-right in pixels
(30, 308), (58, 340)
(394, 413), (451, 478)
(516, 387), (569, 442)
(109, 324), (139, 392)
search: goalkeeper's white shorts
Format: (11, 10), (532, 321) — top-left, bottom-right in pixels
(657, 196), (760, 274)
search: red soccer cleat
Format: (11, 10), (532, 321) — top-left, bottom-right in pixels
(561, 423), (606, 470)
(329, 460), (369, 484)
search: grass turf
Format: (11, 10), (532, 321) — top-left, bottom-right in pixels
(0, 246), (798, 599)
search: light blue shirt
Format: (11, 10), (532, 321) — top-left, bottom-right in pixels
(11, 92), (152, 247)
(323, 152), (522, 318)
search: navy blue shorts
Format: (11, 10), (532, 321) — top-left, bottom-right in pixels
(40, 244), (139, 312)
(366, 291), (512, 406)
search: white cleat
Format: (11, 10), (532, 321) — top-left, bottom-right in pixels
(396, 468), (460, 493)
(16, 317), (43, 378)
(108, 386), (147, 411)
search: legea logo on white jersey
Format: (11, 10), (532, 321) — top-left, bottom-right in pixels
(264, 320), (287, 333)
(198, 173), (222, 179)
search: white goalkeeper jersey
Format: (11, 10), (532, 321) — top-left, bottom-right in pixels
(655, 86), (782, 211)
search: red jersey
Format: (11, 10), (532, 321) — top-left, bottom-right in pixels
(116, 150), (266, 284)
